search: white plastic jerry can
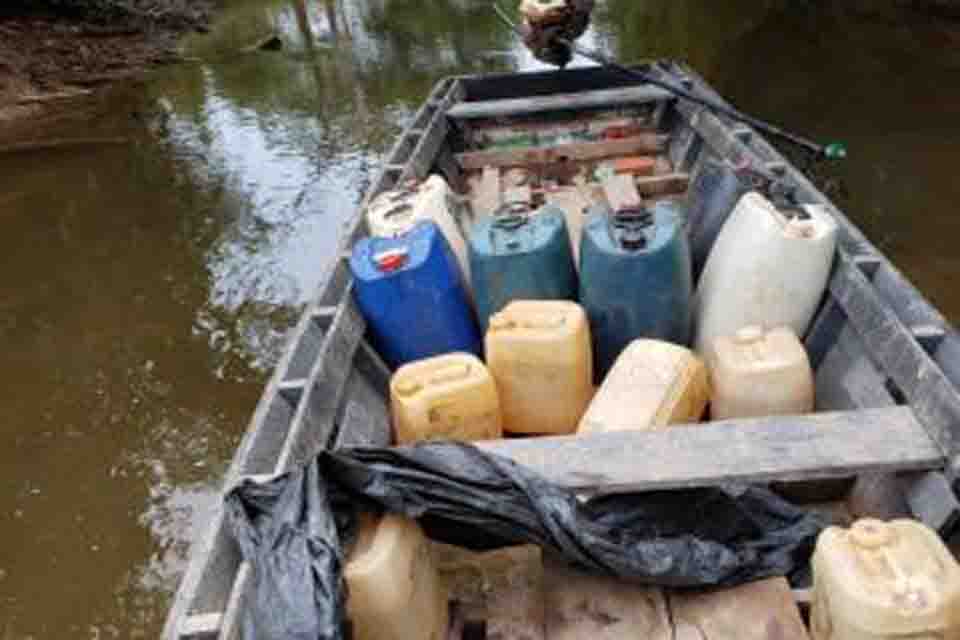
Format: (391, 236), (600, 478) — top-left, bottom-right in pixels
(345, 514), (449, 640)
(694, 191), (838, 353)
(705, 325), (814, 420)
(811, 518), (960, 640)
(365, 175), (472, 289)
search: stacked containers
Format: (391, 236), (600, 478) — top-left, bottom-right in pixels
(345, 514), (449, 640)
(469, 203), (578, 332)
(705, 325), (814, 420)
(694, 191), (838, 353)
(486, 300), (593, 435)
(578, 339), (709, 433)
(579, 200), (693, 379)
(390, 353), (502, 443)
(351, 221), (481, 368)
(365, 175), (472, 291)
(811, 518), (960, 640)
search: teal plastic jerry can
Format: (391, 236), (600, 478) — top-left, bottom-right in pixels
(580, 200), (693, 380)
(469, 204), (578, 333)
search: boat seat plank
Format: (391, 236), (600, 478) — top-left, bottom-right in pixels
(456, 135), (668, 171)
(476, 407), (943, 492)
(669, 578), (810, 640)
(543, 557), (671, 640)
(447, 86), (672, 120)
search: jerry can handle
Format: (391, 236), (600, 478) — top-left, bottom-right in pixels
(491, 201), (532, 231)
(607, 204), (654, 251)
(382, 202), (414, 220)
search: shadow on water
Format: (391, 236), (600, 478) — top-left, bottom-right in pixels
(1, 0), (959, 637)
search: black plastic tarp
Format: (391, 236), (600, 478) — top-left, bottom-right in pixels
(225, 441), (824, 640)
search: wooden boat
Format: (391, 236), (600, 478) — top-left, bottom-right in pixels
(163, 61), (960, 640)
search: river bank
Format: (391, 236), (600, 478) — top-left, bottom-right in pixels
(0, 1), (212, 140)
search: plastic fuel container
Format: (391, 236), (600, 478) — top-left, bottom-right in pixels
(485, 300), (593, 435)
(811, 518), (960, 640)
(390, 352), (502, 444)
(694, 191), (837, 353)
(579, 201), (693, 379)
(705, 325), (814, 420)
(345, 514), (449, 640)
(578, 339), (709, 433)
(365, 175), (472, 289)
(469, 203), (578, 332)
(351, 221), (481, 368)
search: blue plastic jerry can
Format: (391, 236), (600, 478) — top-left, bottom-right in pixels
(350, 220), (481, 368)
(579, 200), (693, 380)
(468, 204), (579, 332)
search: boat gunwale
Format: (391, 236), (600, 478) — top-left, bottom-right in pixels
(162, 61), (960, 640)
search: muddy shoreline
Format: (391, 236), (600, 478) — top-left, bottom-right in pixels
(0, 2), (213, 141)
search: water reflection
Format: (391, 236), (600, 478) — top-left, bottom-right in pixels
(2, 0), (960, 637)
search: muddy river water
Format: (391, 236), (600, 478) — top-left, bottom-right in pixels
(2, 1), (959, 637)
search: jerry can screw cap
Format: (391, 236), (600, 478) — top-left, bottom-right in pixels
(849, 519), (894, 549)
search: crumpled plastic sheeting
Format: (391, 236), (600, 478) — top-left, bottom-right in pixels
(225, 441), (824, 640)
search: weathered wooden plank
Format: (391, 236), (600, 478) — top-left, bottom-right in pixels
(277, 296), (365, 470)
(903, 470), (960, 535)
(476, 407), (942, 492)
(829, 255), (960, 470)
(456, 134), (668, 171)
(814, 324), (897, 412)
(203, 300), (367, 640)
(669, 578), (810, 640)
(469, 116), (646, 143)
(447, 85), (672, 120)
(332, 366), (392, 449)
(436, 544), (543, 630)
(543, 558), (671, 640)
(217, 562), (251, 640)
(635, 171), (689, 197)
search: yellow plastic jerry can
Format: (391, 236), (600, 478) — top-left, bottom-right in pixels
(486, 300), (593, 435)
(390, 352), (502, 444)
(578, 339), (709, 433)
(345, 514), (449, 640)
(705, 325), (814, 420)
